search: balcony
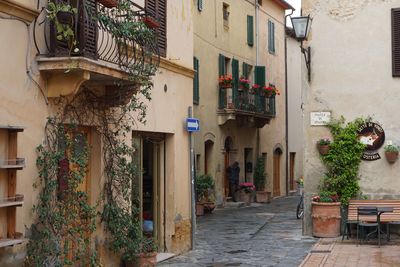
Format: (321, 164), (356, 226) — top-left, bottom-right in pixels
(33, 0), (159, 99)
(218, 88), (276, 128)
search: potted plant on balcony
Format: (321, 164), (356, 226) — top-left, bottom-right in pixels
(263, 85), (280, 97)
(254, 156), (271, 203)
(239, 76), (250, 92)
(219, 75), (233, 108)
(317, 137), (331, 156)
(384, 144), (399, 163)
(46, 2), (79, 53)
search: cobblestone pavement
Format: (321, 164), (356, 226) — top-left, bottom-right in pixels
(159, 196), (317, 267)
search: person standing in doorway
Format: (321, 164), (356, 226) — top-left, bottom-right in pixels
(227, 161), (240, 202)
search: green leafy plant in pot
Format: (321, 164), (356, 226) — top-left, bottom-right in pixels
(384, 144), (399, 163)
(46, 2), (79, 53)
(195, 174), (215, 214)
(253, 156), (271, 203)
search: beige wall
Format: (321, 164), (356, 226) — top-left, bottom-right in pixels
(0, 0), (193, 265)
(193, 0), (290, 203)
(258, 1), (288, 196)
(302, 0), (400, 235)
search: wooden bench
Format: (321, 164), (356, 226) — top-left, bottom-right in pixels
(343, 199), (400, 240)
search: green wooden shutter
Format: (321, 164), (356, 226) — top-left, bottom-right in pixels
(272, 22), (275, 53)
(242, 62), (248, 79)
(268, 21), (275, 53)
(247, 15), (254, 47)
(232, 59), (239, 108)
(218, 54), (226, 108)
(254, 66), (266, 112)
(197, 0), (203, 11)
(193, 57), (199, 104)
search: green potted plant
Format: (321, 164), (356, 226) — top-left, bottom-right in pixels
(316, 137), (331, 156)
(195, 174), (215, 215)
(311, 189), (341, 237)
(253, 156), (271, 203)
(238, 182), (255, 206)
(46, 2), (79, 53)
(384, 144), (399, 163)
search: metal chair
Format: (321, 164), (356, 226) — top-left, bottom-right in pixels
(357, 207), (380, 247)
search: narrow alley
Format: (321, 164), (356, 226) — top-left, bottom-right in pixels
(159, 197), (316, 267)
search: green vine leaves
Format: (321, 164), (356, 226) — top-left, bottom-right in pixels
(319, 116), (367, 206)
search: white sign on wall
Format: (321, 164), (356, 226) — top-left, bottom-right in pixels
(310, 112), (331, 126)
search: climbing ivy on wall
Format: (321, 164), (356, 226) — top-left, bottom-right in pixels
(319, 116), (367, 206)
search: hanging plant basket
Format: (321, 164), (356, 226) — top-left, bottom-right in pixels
(98, 0), (118, 8)
(317, 144), (330, 156)
(385, 151), (399, 163)
(142, 16), (160, 28)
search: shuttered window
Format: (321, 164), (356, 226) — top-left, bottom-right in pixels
(254, 66), (266, 87)
(392, 8), (400, 77)
(198, 0), (203, 11)
(247, 15), (254, 47)
(232, 58), (239, 107)
(268, 20), (275, 54)
(219, 54), (226, 76)
(146, 0), (167, 57)
(193, 57), (200, 104)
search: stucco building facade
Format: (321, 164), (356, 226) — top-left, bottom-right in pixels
(301, 0), (400, 235)
(0, 0), (194, 265)
(193, 0), (293, 205)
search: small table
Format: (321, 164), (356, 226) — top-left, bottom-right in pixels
(377, 207), (394, 241)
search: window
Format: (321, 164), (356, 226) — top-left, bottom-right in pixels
(193, 57), (199, 104)
(268, 20), (275, 54)
(392, 8), (400, 76)
(224, 56), (231, 74)
(242, 62), (253, 79)
(247, 15), (254, 47)
(223, 3), (229, 28)
(146, 0), (167, 57)
(197, 0), (203, 11)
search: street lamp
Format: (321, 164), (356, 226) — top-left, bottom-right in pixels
(291, 15), (312, 82)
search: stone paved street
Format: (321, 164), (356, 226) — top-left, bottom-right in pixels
(159, 196), (316, 267)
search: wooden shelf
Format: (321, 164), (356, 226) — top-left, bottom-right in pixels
(0, 158), (25, 169)
(0, 200), (23, 208)
(0, 238), (24, 248)
(0, 126), (24, 132)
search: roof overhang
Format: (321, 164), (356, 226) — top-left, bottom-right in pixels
(271, 0), (295, 10)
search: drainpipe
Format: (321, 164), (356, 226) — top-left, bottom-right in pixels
(255, 0), (260, 157)
(285, 9), (294, 196)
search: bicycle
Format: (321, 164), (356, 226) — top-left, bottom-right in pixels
(296, 191), (304, 219)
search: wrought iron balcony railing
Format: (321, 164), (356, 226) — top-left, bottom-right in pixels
(34, 0), (159, 74)
(218, 88), (276, 117)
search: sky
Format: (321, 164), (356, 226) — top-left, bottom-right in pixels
(285, 0), (302, 26)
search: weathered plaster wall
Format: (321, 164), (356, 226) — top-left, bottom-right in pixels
(302, 0), (400, 235)
(287, 36), (304, 189)
(258, 1), (288, 196)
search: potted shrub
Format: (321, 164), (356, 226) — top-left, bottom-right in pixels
(384, 144), (399, 163)
(253, 156), (271, 203)
(195, 174), (216, 215)
(311, 190), (341, 237)
(316, 137), (331, 156)
(238, 182), (255, 206)
(124, 237), (157, 267)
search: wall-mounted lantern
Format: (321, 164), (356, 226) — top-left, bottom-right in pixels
(291, 15), (312, 82)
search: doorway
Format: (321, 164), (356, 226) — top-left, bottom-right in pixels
(204, 140), (214, 175)
(273, 147), (282, 197)
(244, 148), (253, 182)
(133, 133), (165, 250)
(290, 152), (296, 191)
(224, 136), (233, 198)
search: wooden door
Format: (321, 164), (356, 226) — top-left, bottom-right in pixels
(224, 152), (230, 197)
(290, 152), (296, 191)
(273, 151), (281, 197)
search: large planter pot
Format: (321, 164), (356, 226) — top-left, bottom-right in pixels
(312, 201), (341, 238)
(317, 144), (330, 156)
(238, 190), (252, 206)
(385, 151), (399, 163)
(125, 252), (157, 267)
(196, 202), (204, 216)
(256, 191), (271, 203)
(203, 202), (216, 214)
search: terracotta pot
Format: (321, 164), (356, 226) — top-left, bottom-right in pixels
(98, 0), (118, 8)
(196, 203), (204, 216)
(142, 16), (160, 28)
(385, 151), (399, 163)
(256, 191), (271, 203)
(238, 190), (252, 206)
(312, 201), (341, 238)
(317, 144), (330, 156)
(203, 202), (216, 213)
(125, 252), (157, 267)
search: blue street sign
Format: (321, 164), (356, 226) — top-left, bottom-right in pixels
(186, 118), (200, 132)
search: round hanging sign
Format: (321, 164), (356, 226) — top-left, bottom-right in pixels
(357, 122), (385, 161)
